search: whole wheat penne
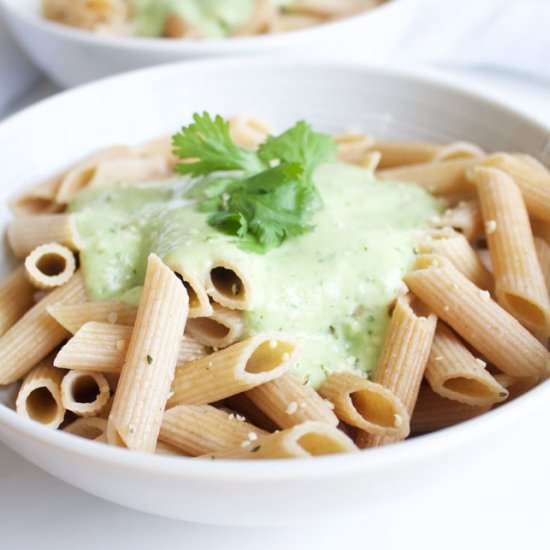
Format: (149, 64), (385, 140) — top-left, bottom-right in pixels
(335, 133), (375, 164)
(472, 166), (550, 332)
(165, 259), (213, 318)
(356, 295), (436, 448)
(186, 304), (244, 348)
(207, 261), (253, 310)
(0, 273), (86, 386)
(160, 404), (268, 456)
(372, 141), (442, 169)
(479, 153), (550, 222)
(228, 115), (271, 150)
(435, 199), (484, 242)
(535, 237), (550, 293)
(64, 416), (107, 439)
(15, 358), (65, 428)
(9, 176), (62, 217)
(7, 214), (81, 258)
(426, 323), (509, 407)
(61, 370), (111, 417)
(319, 371), (409, 437)
(54, 322), (206, 373)
(418, 228), (492, 290)
(0, 266), (35, 336)
(169, 334), (297, 407)
(24, 243), (76, 289)
(245, 373), (338, 429)
(204, 421), (357, 460)
(377, 158), (479, 197)
(107, 254), (188, 452)
(47, 301), (138, 334)
(405, 255), (550, 378)
(411, 384), (490, 434)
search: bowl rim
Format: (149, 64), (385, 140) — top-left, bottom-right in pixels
(0, 57), (549, 482)
(0, 0), (402, 53)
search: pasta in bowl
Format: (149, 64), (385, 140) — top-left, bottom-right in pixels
(0, 60), (549, 524)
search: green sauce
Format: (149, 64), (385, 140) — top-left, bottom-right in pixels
(131, 0), (255, 38)
(70, 162), (441, 387)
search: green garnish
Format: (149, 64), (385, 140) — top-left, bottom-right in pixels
(146, 354), (153, 365)
(172, 113), (336, 253)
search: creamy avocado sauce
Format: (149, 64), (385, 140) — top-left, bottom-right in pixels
(131, 0), (255, 38)
(70, 162), (441, 387)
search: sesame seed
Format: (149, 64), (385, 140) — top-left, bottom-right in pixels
(324, 399), (335, 410)
(240, 440), (251, 448)
(269, 339), (278, 349)
(247, 432), (258, 441)
(286, 401), (298, 415)
(485, 220), (497, 234)
(479, 290), (490, 300)
(394, 414), (403, 428)
(434, 355), (444, 362)
(475, 358), (487, 368)
(282, 352), (290, 362)
(107, 312), (118, 324)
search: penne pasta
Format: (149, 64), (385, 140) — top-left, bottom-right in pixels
(334, 132), (375, 164)
(169, 334), (297, 407)
(411, 384), (490, 435)
(372, 141), (441, 169)
(204, 421), (357, 460)
(319, 371), (409, 437)
(186, 303), (244, 349)
(47, 301), (138, 334)
(9, 176), (62, 217)
(160, 404), (269, 456)
(356, 295), (436, 448)
(0, 266), (35, 336)
(206, 261), (253, 310)
(54, 322), (206, 373)
(15, 358), (65, 428)
(24, 243), (76, 290)
(228, 115), (271, 150)
(64, 416), (107, 440)
(433, 141), (485, 162)
(405, 255), (550, 378)
(7, 214), (81, 258)
(107, 254), (189, 452)
(61, 370), (111, 417)
(434, 199), (484, 242)
(0, 273), (86, 386)
(426, 323), (509, 407)
(479, 153), (550, 222)
(246, 372), (339, 429)
(471, 166), (550, 332)
(377, 158), (479, 197)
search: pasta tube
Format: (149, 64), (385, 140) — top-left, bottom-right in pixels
(0, 266), (35, 336)
(356, 295), (436, 448)
(435, 199), (484, 242)
(319, 371), (409, 437)
(24, 243), (76, 290)
(186, 304), (244, 348)
(207, 262), (253, 310)
(377, 158), (479, 197)
(246, 373), (339, 429)
(61, 370), (111, 417)
(426, 323), (509, 407)
(15, 358), (65, 428)
(228, 115), (271, 150)
(47, 301), (138, 334)
(169, 334), (297, 407)
(64, 417), (107, 440)
(0, 273), (86, 385)
(204, 421), (357, 460)
(107, 254), (188, 452)
(405, 255), (550, 378)
(418, 228), (492, 290)
(7, 214), (81, 258)
(160, 405), (268, 456)
(472, 166), (550, 332)
(9, 176), (62, 217)
(54, 322), (206, 373)
(334, 133), (375, 164)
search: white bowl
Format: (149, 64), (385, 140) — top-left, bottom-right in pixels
(0, 59), (549, 525)
(0, 0), (412, 87)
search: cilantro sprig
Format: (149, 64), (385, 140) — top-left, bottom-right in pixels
(172, 113), (336, 253)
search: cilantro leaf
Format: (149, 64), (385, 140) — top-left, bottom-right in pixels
(258, 120), (336, 178)
(172, 114), (335, 254)
(172, 112), (264, 176)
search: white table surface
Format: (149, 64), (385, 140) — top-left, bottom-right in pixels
(1, 67), (549, 550)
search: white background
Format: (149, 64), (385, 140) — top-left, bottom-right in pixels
(1, 2), (550, 547)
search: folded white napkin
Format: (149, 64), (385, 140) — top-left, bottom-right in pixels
(0, 18), (41, 116)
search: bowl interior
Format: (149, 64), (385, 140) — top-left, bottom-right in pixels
(0, 58), (549, 450)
